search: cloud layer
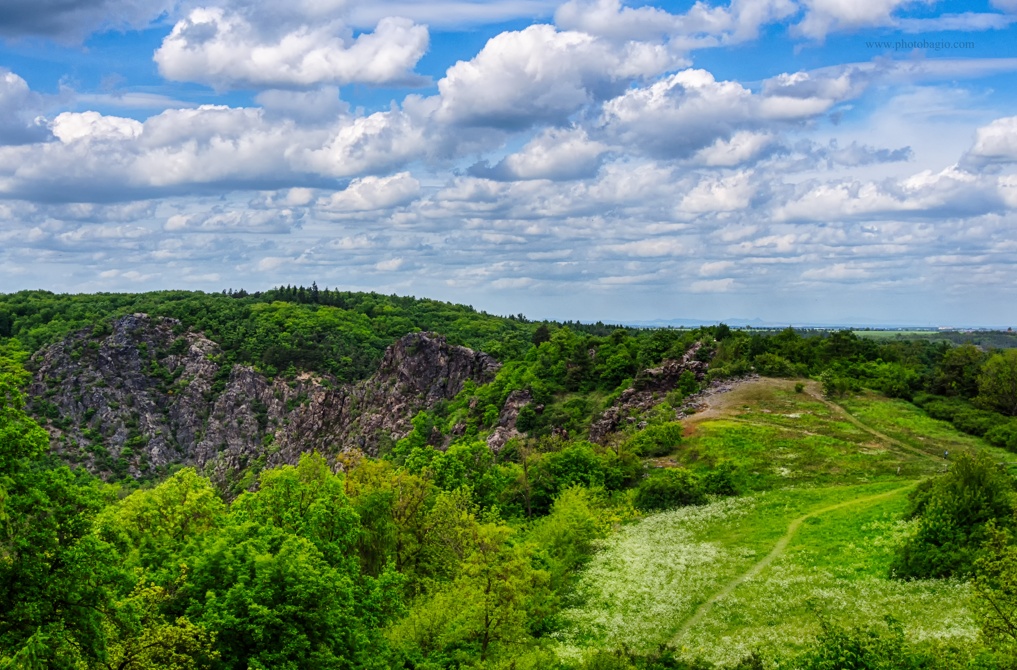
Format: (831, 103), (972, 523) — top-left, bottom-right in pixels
(1, 0), (1016, 324)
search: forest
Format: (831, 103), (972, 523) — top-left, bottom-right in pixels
(3, 288), (1017, 668)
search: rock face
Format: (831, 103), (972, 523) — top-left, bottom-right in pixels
(485, 389), (533, 452)
(29, 315), (500, 485)
(588, 342), (709, 443)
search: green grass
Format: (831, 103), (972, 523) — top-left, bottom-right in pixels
(556, 483), (976, 666)
(839, 393), (1015, 464)
(556, 385), (995, 666)
(672, 386), (953, 488)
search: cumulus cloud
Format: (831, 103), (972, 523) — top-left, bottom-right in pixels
(801, 263), (870, 280)
(964, 115), (1017, 167)
(468, 127), (609, 181)
(349, 0), (559, 28)
(679, 171), (757, 213)
(0, 103), (434, 202)
(603, 238), (686, 257)
(155, 8), (428, 89)
(0, 0), (173, 41)
(434, 24), (678, 128)
(318, 172), (421, 211)
(692, 131), (776, 167)
(598, 68), (858, 160)
(773, 165), (1005, 221)
(0, 70), (51, 145)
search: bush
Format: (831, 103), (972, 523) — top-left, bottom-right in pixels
(985, 420), (1017, 452)
(627, 422), (683, 457)
(753, 352), (796, 378)
(892, 452), (1017, 579)
(634, 469), (705, 511)
(701, 461), (740, 496)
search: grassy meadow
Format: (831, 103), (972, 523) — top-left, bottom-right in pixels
(558, 379), (999, 665)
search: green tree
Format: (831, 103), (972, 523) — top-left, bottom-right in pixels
(387, 518), (549, 665)
(892, 452), (1016, 579)
(98, 468), (226, 574)
(531, 324), (551, 347)
(978, 350), (1017, 416)
(0, 351), (124, 667)
(933, 344), (984, 398)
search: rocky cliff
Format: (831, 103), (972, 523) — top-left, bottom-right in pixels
(587, 342), (709, 443)
(28, 314), (499, 486)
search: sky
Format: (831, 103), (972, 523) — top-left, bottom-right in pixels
(1, 0), (1016, 326)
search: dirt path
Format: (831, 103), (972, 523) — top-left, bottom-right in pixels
(672, 482), (917, 643)
(801, 386), (942, 462)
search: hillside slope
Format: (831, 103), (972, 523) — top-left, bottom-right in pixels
(29, 313), (499, 486)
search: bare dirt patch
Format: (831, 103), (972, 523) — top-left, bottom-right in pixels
(678, 376), (813, 433)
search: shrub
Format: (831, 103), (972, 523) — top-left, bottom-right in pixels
(753, 352), (796, 378)
(627, 422), (683, 457)
(892, 452), (1017, 579)
(795, 382), (805, 393)
(985, 420), (1017, 452)
(701, 461), (740, 496)
(634, 469), (705, 511)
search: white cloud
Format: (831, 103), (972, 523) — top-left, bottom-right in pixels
(794, 0), (935, 41)
(598, 67), (858, 160)
(470, 127), (609, 181)
(603, 238), (685, 257)
(801, 263), (871, 280)
(255, 87), (348, 124)
(318, 172), (421, 211)
(680, 171), (757, 212)
(375, 257), (405, 271)
(555, 0), (795, 44)
(155, 8), (428, 89)
(0, 103), (433, 201)
(434, 24), (678, 128)
(699, 260), (734, 275)
(964, 115), (1017, 167)
(0, 70), (51, 145)
(349, 0), (558, 28)
(693, 131), (775, 167)
(690, 278), (736, 292)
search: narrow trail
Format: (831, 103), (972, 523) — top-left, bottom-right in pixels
(803, 388), (943, 462)
(672, 483), (916, 644)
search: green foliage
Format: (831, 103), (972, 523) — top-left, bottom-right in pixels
(985, 420), (1017, 452)
(386, 513), (550, 666)
(0, 289), (539, 382)
(528, 441), (639, 515)
(892, 452), (1017, 579)
(0, 352), (124, 667)
(795, 617), (939, 670)
(933, 344), (985, 398)
(753, 352), (798, 378)
(979, 350), (1017, 417)
(627, 422), (683, 457)
(973, 524), (1017, 655)
(634, 469), (706, 511)
(526, 487), (610, 591)
(97, 467), (226, 574)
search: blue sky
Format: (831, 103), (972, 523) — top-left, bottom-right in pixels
(1, 0), (1017, 326)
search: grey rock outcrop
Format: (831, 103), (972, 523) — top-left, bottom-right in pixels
(29, 315), (500, 486)
(588, 342), (709, 443)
